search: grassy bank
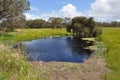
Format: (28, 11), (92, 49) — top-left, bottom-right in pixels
(102, 28), (120, 80)
(14, 28), (70, 42)
(0, 28), (70, 43)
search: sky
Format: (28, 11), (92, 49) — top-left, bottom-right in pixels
(25, 0), (120, 22)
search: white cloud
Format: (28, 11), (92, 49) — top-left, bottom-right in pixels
(89, 0), (120, 22)
(25, 13), (41, 20)
(25, 4), (83, 21)
(40, 10), (60, 20)
(59, 4), (83, 18)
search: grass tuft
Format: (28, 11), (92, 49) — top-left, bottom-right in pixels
(0, 44), (45, 80)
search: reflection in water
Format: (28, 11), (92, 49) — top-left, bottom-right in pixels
(23, 36), (94, 63)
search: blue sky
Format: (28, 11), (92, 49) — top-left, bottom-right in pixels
(26, 0), (120, 22)
(29, 0), (95, 13)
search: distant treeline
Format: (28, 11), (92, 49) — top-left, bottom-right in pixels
(0, 17), (70, 30)
(26, 19), (120, 28)
(1, 17), (120, 31)
(26, 17), (70, 28)
(96, 21), (120, 27)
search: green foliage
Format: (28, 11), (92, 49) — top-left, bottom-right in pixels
(67, 16), (102, 38)
(102, 28), (120, 80)
(92, 26), (102, 37)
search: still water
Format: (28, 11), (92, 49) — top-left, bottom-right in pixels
(23, 36), (94, 63)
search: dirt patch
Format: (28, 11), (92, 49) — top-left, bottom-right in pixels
(30, 54), (109, 80)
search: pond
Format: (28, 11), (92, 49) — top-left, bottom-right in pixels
(23, 36), (94, 63)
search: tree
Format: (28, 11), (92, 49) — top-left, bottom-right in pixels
(67, 16), (102, 38)
(62, 17), (71, 28)
(0, 0), (30, 31)
(63, 17), (71, 24)
(48, 17), (63, 28)
(26, 20), (34, 28)
(2, 14), (26, 29)
(26, 19), (46, 28)
(12, 14), (26, 28)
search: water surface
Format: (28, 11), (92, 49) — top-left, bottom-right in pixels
(23, 36), (94, 63)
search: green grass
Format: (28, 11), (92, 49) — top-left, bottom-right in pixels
(14, 28), (71, 42)
(0, 28), (70, 43)
(101, 28), (120, 80)
(0, 44), (49, 80)
(0, 44), (32, 80)
(0, 32), (16, 43)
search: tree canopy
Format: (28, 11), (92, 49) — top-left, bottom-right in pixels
(26, 19), (47, 28)
(67, 16), (102, 38)
(48, 17), (64, 28)
(0, 0), (30, 31)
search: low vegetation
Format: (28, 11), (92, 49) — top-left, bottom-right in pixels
(101, 28), (120, 80)
(0, 44), (34, 80)
(0, 28), (70, 43)
(14, 28), (71, 42)
(0, 32), (15, 43)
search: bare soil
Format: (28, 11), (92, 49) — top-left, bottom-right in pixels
(30, 54), (109, 80)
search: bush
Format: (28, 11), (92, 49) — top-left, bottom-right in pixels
(66, 16), (102, 38)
